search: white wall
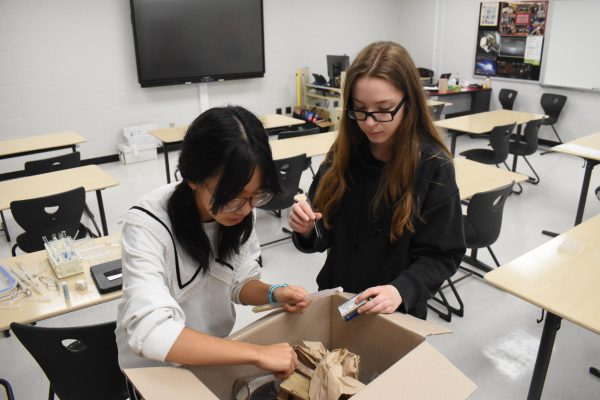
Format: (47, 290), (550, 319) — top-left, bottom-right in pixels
(435, 0), (600, 143)
(1, 0), (597, 172)
(0, 0), (411, 170)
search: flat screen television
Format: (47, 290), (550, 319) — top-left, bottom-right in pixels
(498, 36), (526, 59)
(130, 0), (265, 87)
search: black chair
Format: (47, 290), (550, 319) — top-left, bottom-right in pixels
(540, 93), (567, 145)
(417, 67), (434, 85)
(430, 104), (445, 121)
(509, 119), (544, 193)
(428, 278), (464, 323)
(461, 181), (515, 277)
(430, 182), (515, 321)
(258, 154), (306, 218)
(10, 187), (89, 256)
(10, 321), (129, 400)
(459, 123), (516, 168)
(278, 127), (320, 176)
(24, 152), (102, 237)
(0, 379), (14, 400)
(498, 89), (518, 110)
(258, 154), (306, 246)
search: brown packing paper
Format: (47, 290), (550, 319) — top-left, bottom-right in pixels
(309, 348), (365, 400)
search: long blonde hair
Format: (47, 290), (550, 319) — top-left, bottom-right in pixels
(313, 41), (450, 241)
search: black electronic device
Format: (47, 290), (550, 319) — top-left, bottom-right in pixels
(499, 36), (527, 58)
(91, 259), (123, 294)
(439, 73), (452, 80)
(130, 0), (265, 87)
(326, 54), (350, 87)
(312, 74), (328, 86)
(469, 83), (483, 89)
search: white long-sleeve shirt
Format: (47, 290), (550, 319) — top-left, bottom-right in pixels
(115, 184), (262, 369)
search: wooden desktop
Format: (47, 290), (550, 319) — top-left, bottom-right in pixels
(0, 165), (119, 236)
(150, 114), (305, 183)
(435, 109), (546, 155)
(485, 212), (600, 400)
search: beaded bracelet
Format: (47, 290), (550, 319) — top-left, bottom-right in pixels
(268, 283), (288, 304)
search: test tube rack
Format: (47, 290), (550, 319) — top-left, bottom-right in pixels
(45, 238), (84, 278)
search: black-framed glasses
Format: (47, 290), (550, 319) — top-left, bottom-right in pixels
(219, 192), (274, 213)
(201, 182), (274, 213)
(346, 97), (406, 122)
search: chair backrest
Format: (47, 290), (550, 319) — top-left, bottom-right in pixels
(258, 153), (306, 212)
(24, 152), (81, 176)
(488, 122), (516, 164)
(430, 104), (445, 120)
(540, 93), (567, 120)
(464, 181), (514, 248)
(10, 187), (86, 252)
(10, 321), (129, 400)
(520, 118), (544, 155)
(277, 127), (320, 140)
(498, 89), (518, 110)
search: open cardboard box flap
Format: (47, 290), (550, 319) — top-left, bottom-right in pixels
(125, 293), (475, 399)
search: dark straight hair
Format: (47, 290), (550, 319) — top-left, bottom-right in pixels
(167, 106), (280, 273)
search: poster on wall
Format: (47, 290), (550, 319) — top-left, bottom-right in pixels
(474, 1), (548, 81)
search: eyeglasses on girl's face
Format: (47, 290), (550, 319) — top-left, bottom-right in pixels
(218, 192), (274, 213)
(201, 182), (274, 213)
(346, 97), (406, 122)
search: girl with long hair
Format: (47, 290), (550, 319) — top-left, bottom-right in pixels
(289, 42), (465, 319)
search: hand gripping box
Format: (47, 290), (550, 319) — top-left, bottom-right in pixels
(124, 293), (476, 399)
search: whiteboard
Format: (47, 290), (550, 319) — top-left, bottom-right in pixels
(541, 0), (600, 92)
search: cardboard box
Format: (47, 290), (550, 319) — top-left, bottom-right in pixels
(125, 293), (476, 399)
(117, 143), (157, 165)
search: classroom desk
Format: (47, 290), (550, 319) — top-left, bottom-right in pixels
(0, 131), (85, 161)
(427, 99), (453, 107)
(0, 165), (119, 236)
(270, 130), (337, 160)
(0, 236), (121, 332)
(454, 157), (527, 200)
(549, 132), (600, 226)
(434, 109), (546, 155)
(485, 212), (600, 400)
(427, 87), (491, 118)
(150, 115), (305, 183)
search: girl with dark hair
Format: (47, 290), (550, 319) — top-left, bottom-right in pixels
(289, 41), (465, 319)
(116, 106), (308, 377)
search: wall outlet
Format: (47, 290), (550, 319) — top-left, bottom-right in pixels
(276, 108), (282, 115)
(285, 106), (292, 114)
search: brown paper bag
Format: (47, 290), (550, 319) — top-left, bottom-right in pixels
(308, 349), (365, 400)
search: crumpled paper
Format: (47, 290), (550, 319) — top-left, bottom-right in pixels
(294, 342), (365, 400)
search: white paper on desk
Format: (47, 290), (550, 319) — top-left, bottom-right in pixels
(554, 143), (600, 159)
(424, 86), (438, 91)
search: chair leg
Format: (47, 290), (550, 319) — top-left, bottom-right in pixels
(551, 125), (563, 144)
(11, 244), (18, 257)
(428, 278), (465, 321)
(84, 203), (102, 237)
(487, 246), (501, 267)
(0, 211), (10, 242)
(522, 156), (540, 184)
(309, 164), (315, 176)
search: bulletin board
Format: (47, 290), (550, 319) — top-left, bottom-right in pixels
(474, 1), (548, 81)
